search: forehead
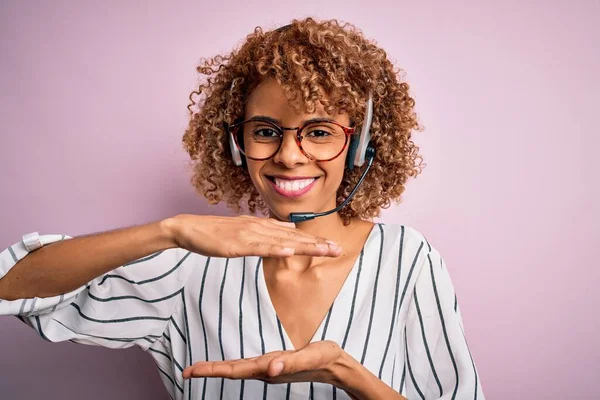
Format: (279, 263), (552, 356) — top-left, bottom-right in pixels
(244, 78), (348, 124)
(245, 78), (293, 114)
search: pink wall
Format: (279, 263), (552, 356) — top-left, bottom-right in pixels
(1, 1), (598, 398)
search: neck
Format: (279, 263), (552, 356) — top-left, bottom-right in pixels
(266, 210), (357, 272)
(292, 211), (346, 239)
(269, 203), (349, 240)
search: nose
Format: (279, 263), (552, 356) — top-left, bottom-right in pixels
(272, 131), (309, 168)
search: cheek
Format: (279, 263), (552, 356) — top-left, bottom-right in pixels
(245, 161), (266, 190)
(323, 159), (347, 188)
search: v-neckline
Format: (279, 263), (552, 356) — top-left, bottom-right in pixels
(255, 223), (380, 351)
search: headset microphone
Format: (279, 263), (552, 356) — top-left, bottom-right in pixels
(288, 146), (376, 222)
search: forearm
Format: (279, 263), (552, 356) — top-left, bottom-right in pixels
(334, 352), (407, 400)
(0, 217), (177, 300)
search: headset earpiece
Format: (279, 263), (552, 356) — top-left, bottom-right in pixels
(228, 131), (243, 167)
(346, 92), (374, 171)
(227, 79), (246, 168)
(226, 120), (247, 168)
(229, 132), (243, 167)
(346, 134), (361, 171)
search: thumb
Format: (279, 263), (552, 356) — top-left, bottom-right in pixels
(270, 219), (296, 228)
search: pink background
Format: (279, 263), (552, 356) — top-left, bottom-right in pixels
(1, 1), (598, 399)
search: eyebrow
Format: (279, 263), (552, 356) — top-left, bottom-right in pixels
(246, 115), (335, 126)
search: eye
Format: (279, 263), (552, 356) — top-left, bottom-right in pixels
(305, 129), (331, 138)
(254, 128), (280, 138)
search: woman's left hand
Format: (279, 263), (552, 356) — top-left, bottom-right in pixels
(182, 340), (345, 386)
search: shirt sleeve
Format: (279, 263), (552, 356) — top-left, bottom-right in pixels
(402, 242), (485, 399)
(0, 232), (197, 350)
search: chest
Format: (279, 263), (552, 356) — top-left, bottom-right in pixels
(181, 224), (417, 369)
(263, 258), (357, 350)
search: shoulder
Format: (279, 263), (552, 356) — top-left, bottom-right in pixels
(374, 223), (442, 278)
(377, 222), (433, 253)
(357, 223), (430, 271)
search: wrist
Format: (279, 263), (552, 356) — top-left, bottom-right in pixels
(330, 350), (368, 394)
(159, 215), (182, 248)
(332, 351), (408, 400)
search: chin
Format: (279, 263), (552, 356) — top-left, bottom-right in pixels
(265, 203), (305, 221)
(265, 199), (332, 221)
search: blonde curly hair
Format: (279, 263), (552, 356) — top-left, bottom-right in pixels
(182, 17), (426, 224)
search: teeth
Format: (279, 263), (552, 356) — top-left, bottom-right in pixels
(274, 178), (315, 192)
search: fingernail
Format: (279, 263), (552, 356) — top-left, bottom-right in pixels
(272, 361), (284, 376)
(326, 240), (338, 246)
(281, 247), (294, 254)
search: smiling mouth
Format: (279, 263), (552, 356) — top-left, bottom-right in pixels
(265, 176), (320, 198)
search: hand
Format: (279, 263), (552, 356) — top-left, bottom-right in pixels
(164, 214), (342, 258)
(182, 340), (344, 386)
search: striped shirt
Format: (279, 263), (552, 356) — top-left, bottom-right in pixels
(0, 223), (485, 399)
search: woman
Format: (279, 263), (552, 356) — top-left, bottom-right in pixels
(0, 18), (485, 400)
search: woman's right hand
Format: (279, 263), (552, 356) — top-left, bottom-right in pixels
(164, 214), (342, 258)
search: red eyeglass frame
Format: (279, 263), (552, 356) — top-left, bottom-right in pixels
(227, 117), (356, 162)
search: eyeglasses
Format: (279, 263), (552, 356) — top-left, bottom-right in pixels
(227, 117), (356, 162)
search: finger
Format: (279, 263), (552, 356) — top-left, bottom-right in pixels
(256, 218), (338, 245)
(234, 218), (342, 256)
(185, 356), (270, 380)
(269, 341), (342, 376)
(281, 241), (341, 257)
(183, 351), (288, 379)
(262, 223), (334, 245)
(245, 234), (342, 258)
(237, 216), (293, 230)
(236, 219), (315, 244)
(238, 241), (295, 257)
(253, 231), (336, 250)
(225, 351), (286, 364)
(267, 218), (296, 228)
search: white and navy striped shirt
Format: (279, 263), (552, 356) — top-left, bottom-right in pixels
(0, 223), (484, 399)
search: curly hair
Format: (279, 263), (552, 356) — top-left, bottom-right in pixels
(182, 17), (426, 225)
